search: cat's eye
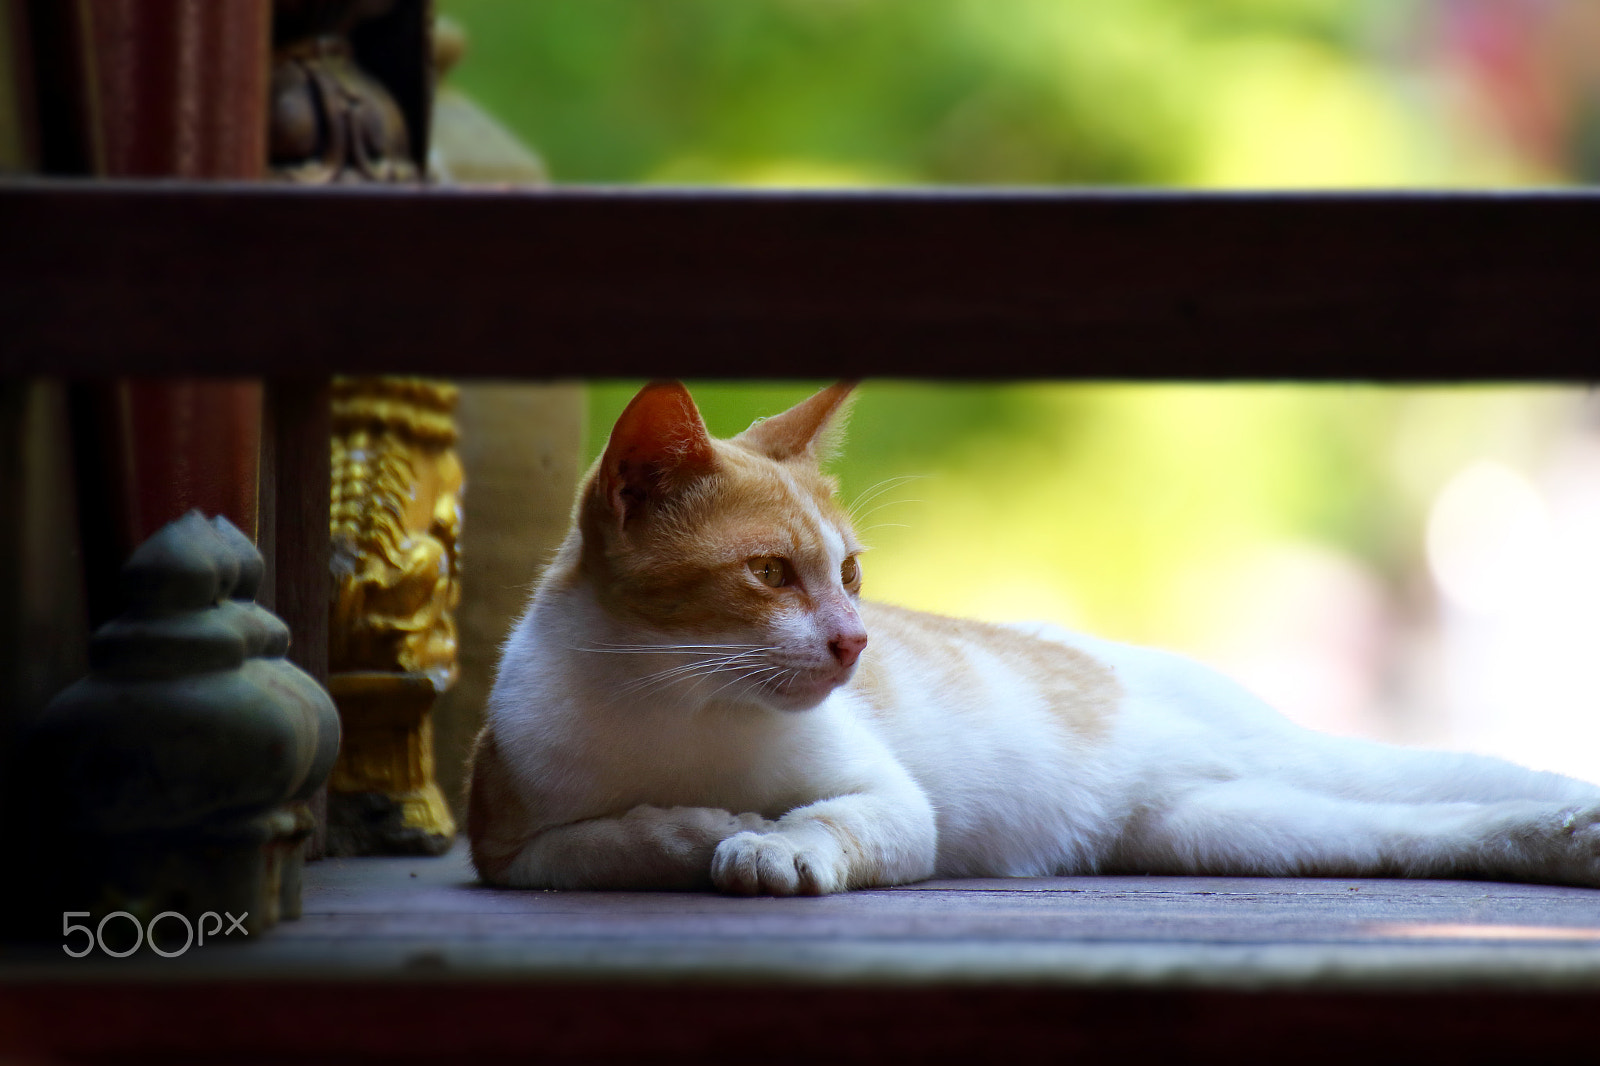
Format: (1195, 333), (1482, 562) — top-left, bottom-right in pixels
(841, 556), (862, 593)
(748, 556), (791, 588)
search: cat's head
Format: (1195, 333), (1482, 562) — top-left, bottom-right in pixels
(575, 382), (867, 712)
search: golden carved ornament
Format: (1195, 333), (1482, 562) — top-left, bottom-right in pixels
(327, 376), (462, 855)
(330, 377), (462, 682)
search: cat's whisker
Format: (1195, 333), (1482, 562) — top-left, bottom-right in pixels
(705, 663), (789, 704)
(703, 671), (761, 703)
(618, 663), (740, 699)
(846, 475), (928, 525)
(618, 664), (701, 698)
(575, 642), (766, 655)
(850, 497), (925, 531)
(615, 649), (773, 699)
(580, 645), (772, 695)
(848, 473), (925, 506)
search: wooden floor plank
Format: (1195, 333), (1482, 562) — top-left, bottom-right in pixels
(13, 846), (1599, 989)
(7, 846), (1600, 1061)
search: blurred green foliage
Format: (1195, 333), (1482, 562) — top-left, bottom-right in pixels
(437, 0), (1428, 187)
(440, 4), (1580, 669)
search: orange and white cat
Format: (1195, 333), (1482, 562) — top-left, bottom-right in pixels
(468, 382), (1600, 895)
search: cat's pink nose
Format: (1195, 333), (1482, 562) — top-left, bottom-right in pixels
(829, 631), (867, 669)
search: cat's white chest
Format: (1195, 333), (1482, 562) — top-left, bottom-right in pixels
(497, 658), (860, 825)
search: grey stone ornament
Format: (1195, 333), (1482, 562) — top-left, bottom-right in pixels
(25, 512), (340, 948)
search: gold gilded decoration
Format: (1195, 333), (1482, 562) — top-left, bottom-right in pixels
(327, 377), (461, 855)
(331, 377), (462, 682)
(328, 672), (456, 841)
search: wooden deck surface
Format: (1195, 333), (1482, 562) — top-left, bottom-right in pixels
(253, 845), (1600, 990)
(6, 845), (1600, 1061)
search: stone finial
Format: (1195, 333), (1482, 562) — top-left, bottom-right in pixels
(26, 512), (341, 948)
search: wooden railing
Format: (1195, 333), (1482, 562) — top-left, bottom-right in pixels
(4, 182), (1599, 380)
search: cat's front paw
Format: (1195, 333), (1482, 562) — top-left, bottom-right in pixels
(1552, 805), (1600, 885)
(1509, 803), (1600, 886)
(711, 830), (848, 896)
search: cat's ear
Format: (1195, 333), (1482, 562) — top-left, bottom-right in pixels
(593, 381), (715, 528)
(735, 382), (856, 464)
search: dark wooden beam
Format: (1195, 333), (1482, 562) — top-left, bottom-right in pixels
(4, 980), (1597, 1064)
(3, 180), (1600, 380)
(260, 377), (331, 858)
